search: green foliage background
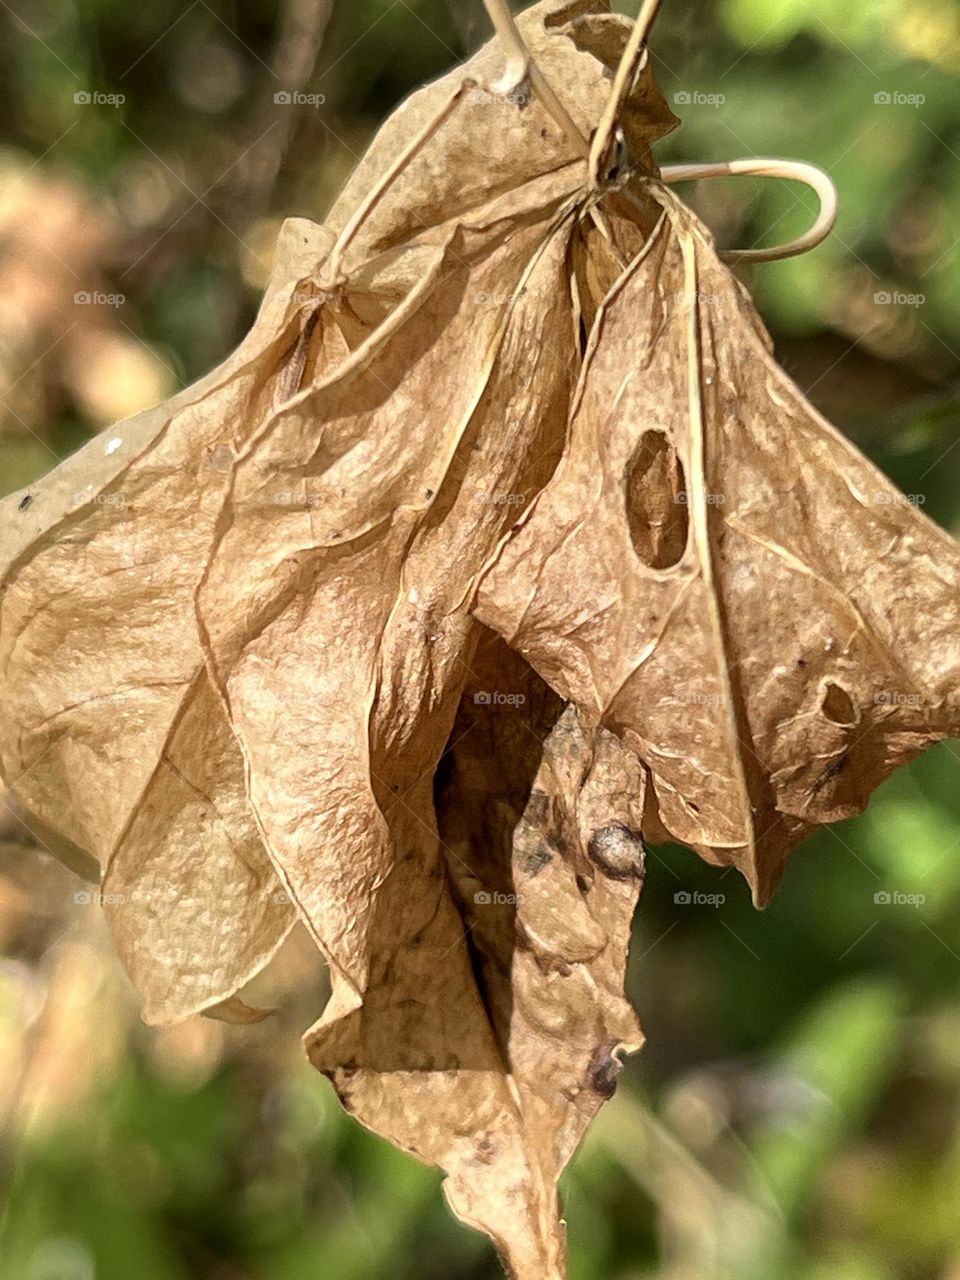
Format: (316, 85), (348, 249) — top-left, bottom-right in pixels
(1, 1), (960, 1277)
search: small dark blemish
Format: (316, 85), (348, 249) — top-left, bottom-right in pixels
(425, 488), (434, 499)
(587, 1044), (621, 1099)
(825, 754), (848, 780)
(587, 823), (645, 881)
(797, 658), (807, 669)
(813, 752), (849, 795)
(473, 1134), (496, 1163)
(18, 494), (32, 511)
(525, 790), (550, 825)
(575, 871), (592, 896)
(522, 844), (552, 877)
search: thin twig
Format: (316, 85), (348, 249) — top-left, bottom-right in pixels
(661, 158), (839, 263)
(588, 0), (664, 188)
(481, 0), (588, 157)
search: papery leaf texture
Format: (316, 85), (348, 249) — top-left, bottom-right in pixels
(2, 2), (958, 1275)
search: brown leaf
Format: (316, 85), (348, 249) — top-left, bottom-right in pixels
(0, 217), (341, 1019)
(306, 631), (645, 1279)
(196, 176), (579, 972)
(476, 202), (960, 904)
(4, 0), (958, 1273)
(0, 6), (670, 1254)
(0, 7), (667, 1030)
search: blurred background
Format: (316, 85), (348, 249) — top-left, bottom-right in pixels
(2, 0), (960, 1276)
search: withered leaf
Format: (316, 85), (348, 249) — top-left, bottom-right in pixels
(477, 201), (960, 905)
(0, 5), (671, 1270)
(2, 0), (958, 1274)
(306, 632), (645, 1278)
(0, 216), (344, 1020)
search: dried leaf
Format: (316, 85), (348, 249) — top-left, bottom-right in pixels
(306, 631), (645, 1278)
(0, 5), (670, 1257)
(477, 203), (960, 904)
(3, 0), (959, 1274)
(0, 217), (340, 1018)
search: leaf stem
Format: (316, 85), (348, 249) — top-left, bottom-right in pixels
(589, 0), (664, 188)
(661, 158), (839, 262)
(481, 0), (589, 157)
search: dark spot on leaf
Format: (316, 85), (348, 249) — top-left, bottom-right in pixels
(575, 871), (592, 895)
(18, 494), (31, 511)
(825, 753), (848, 779)
(813, 752), (850, 794)
(474, 1134), (496, 1163)
(522, 845), (552, 877)
(525, 790), (550, 825)
(587, 823), (645, 881)
(587, 1044), (621, 1099)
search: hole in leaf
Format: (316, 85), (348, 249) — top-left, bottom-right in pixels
(821, 682), (857, 726)
(625, 431), (688, 569)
